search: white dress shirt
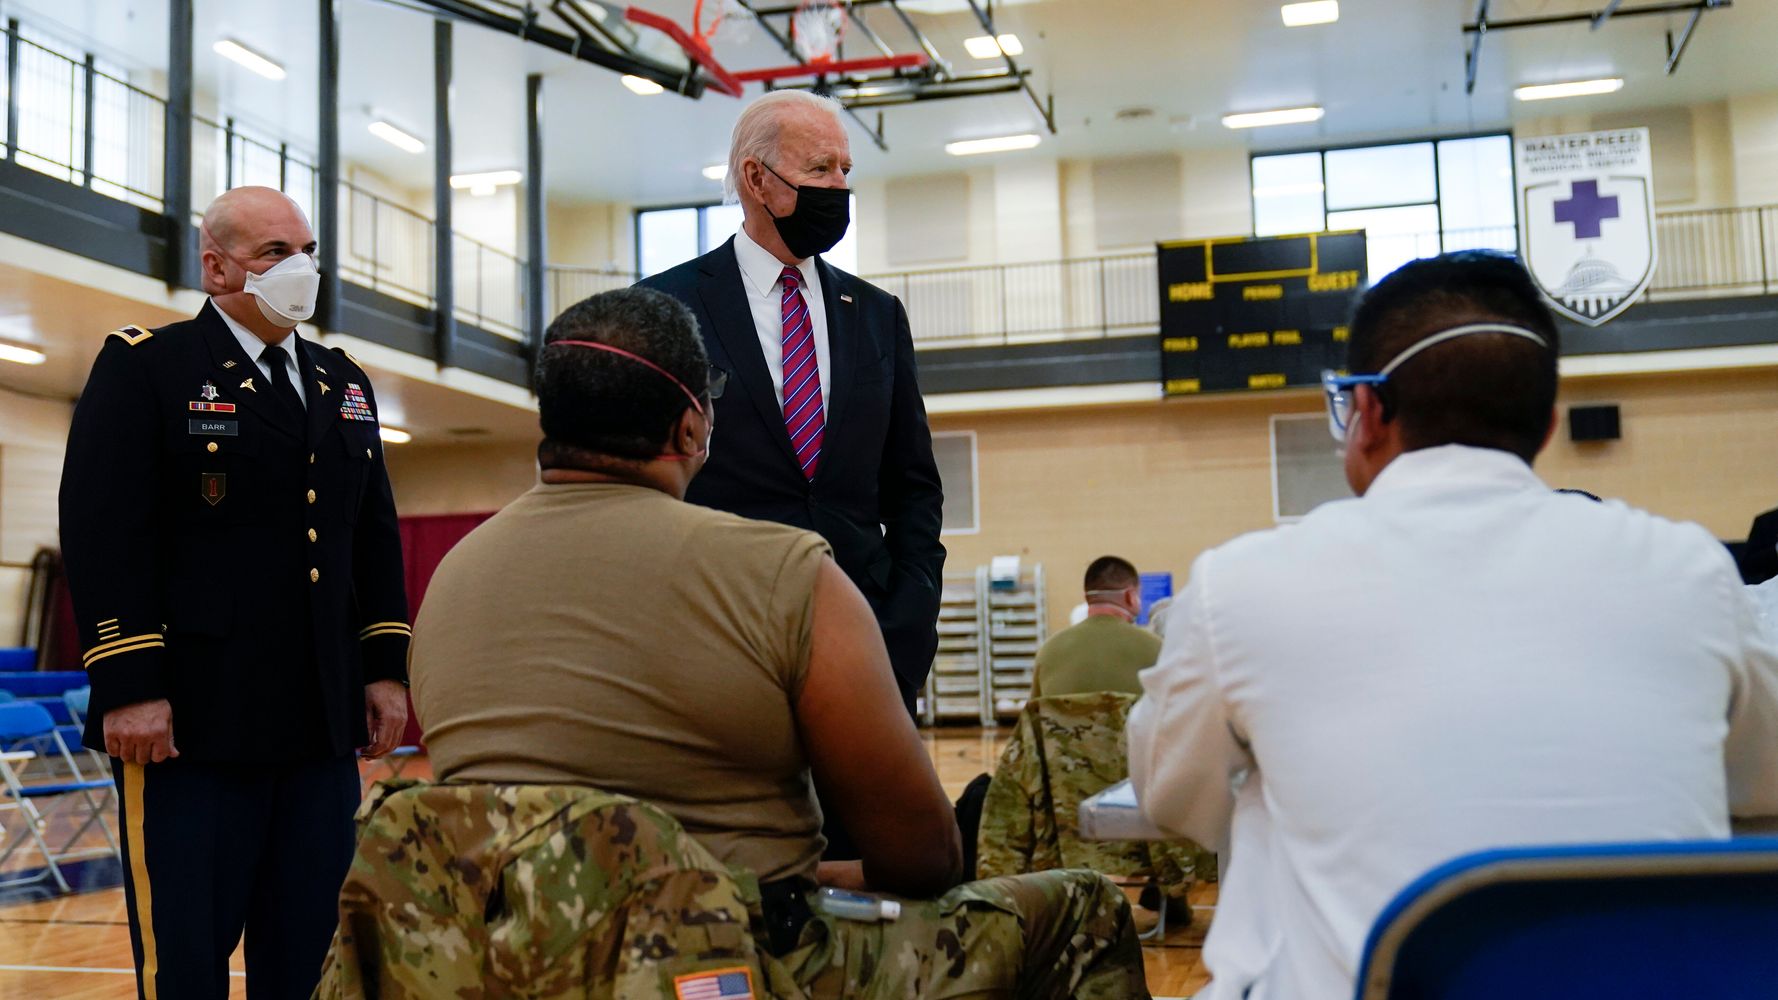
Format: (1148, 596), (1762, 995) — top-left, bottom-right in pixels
(214, 299), (307, 407)
(1127, 445), (1778, 1000)
(732, 227), (830, 410)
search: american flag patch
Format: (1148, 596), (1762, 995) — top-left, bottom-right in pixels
(340, 382), (376, 422)
(673, 967), (754, 1000)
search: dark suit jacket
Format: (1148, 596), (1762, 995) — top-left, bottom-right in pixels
(59, 302), (410, 760)
(639, 239), (945, 704)
(1742, 508), (1778, 585)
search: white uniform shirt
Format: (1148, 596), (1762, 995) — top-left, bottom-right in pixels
(215, 299), (307, 407)
(1128, 445), (1778, 1000)
(732, 227), (830, 410)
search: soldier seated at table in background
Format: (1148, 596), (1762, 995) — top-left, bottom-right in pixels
(1032, 556), (1163, 699)
(406, 288), (1149, 999)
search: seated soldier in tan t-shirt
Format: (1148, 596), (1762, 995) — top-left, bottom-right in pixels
(410, 288), (1147, 999)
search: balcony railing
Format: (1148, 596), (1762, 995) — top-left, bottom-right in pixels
(2, 24), (165, 210)
(546, 265), (637, 318)
(3, 18), (526, 342)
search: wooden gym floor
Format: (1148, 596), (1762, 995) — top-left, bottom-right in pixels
(0, 730), (1212, 998)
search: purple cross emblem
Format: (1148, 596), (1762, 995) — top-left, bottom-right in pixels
(1552, 179), (1620, 240)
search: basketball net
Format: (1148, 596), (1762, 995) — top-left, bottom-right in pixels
(692, 0), (729, 48)
(792, 0), (849, 64)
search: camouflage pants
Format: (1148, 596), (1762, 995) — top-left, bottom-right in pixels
(761, 869), (1151, 1000)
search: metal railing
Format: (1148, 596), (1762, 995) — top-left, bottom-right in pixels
(191, 114), (319, 225)
(1650, 205), (1777, 297)
(546, 265), (636, 317)
(865, 209), (1777, 349)
(452, 233), (527, 339)
(338, 181), (435, 308)
(866, 254), (1159, 348)
(2, 22), (166, 210)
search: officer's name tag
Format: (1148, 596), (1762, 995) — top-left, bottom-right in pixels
(189, 418), (239, 436)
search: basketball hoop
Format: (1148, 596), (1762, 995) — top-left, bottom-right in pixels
(692, 0), (729, 47)
(792, 0), (849, 64)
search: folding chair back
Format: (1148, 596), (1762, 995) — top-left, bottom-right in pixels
(1355, 837), (1778, 1000)
(0, 701), (120, 895)
(63, 686), (91, 727)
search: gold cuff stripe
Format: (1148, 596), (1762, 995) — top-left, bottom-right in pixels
(360, 627), (412, 640)
(83, 633), (165, 663)
(84, 640), (165, 668)
(97, 618), (119, 628)
(123, 763), (159, 1000)
(359, 621), (411, 637)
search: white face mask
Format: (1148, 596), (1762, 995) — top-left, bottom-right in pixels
(243, 253), (321, 329)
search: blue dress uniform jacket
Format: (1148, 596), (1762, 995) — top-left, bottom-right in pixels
(59, 301), (410, 761)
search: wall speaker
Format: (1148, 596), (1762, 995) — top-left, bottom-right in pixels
(1569, 405), (1621, 442)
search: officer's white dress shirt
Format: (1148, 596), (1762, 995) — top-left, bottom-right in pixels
(1128, 444), (1778, 1000)
(214, 299), (307, 407)
(732, 227), (830, 410)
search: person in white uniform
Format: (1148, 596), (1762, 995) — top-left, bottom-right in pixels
(1126, 250), (1778, 1000)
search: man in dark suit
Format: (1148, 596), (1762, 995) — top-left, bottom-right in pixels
(638, 92), (945, 720)
(59, 186), (410, 999)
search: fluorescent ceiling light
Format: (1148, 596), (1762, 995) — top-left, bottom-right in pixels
(945, 133), (1042, 156)
(450, 170), (522, 197)
(1514, 78), (1624, 101)
(0, 342), (47, 365)
(1222, 106), (1324, 129)
(702, 163), (728, 181)
(368, 120), (425, 154)
(379, 426), (412, 445)
(213, 38), (286, 80)
(1281, 1), (1340, 27)
(622, 75), (666, 96)
(964, 34), (1024, 59)
(1252, 181), (1326, 198)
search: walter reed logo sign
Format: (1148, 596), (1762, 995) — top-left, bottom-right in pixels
(1515, 128), (1657, 327)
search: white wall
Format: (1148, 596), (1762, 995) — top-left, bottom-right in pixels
(0, 389), (74, 645)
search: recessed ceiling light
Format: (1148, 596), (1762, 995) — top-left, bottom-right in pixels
(379, 426), (412, 445)
(622, 75), (666, 96)
(702, 163), (728, 181)
(1222, 106), (1325, 129)
(1514, 78), (1625, 101)
(945, 133), (1042, 156)
(0, 341), (47, 366)
(449, 170), (522, 197)
(368, 120), (425, 154)
(1281, 1), (1340, 27)
(213, 39), (286, 80)
(963, 34), (1023, 58)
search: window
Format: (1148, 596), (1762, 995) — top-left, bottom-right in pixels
(635, 198), (859, 277)
(1252, 135), (1516, 284)
(931, 431), (979, 534)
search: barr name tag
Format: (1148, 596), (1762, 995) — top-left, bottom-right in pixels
(189, 418), (239, 436)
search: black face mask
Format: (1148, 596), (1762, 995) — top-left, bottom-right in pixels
(761, 162), (851, 261)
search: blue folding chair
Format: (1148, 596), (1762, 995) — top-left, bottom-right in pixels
(1355, 837), (1778, 1000)
(63, 686), (91, 728)
(0, 702), (120, 894)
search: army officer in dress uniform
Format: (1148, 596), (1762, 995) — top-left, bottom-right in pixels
(58, 186), (411, 1000)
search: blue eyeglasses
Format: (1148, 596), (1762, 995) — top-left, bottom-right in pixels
(1320, 322), (1552, 444)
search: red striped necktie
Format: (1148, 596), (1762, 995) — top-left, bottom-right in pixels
(779, 266), (825, 479)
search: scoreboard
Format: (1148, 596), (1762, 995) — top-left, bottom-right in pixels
(1158, 231), (1367, 396)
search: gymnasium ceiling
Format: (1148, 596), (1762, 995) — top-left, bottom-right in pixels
(7, 0), (1778, 207)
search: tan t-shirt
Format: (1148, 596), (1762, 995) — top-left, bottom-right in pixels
(411, 482), (831, 885)
(1033, 613), (1162, 699)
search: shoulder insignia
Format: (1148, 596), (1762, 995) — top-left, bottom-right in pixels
(107, 325), (154, 347)
(330, 346), (363, 369)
